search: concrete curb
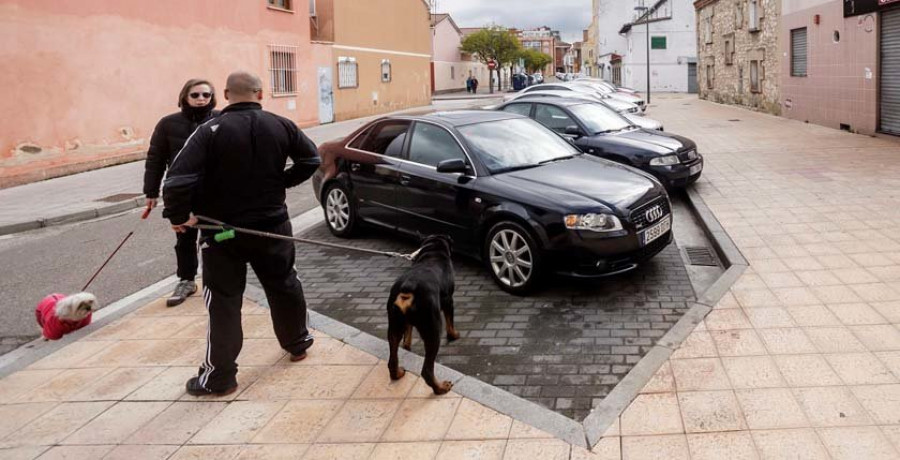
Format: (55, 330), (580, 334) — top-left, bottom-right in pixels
(0, 196), (146, 237)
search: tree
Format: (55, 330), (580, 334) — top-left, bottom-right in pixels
(460, 26), (523, 93)
(519, 49), (553, 74)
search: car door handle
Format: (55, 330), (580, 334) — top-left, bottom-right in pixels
(399, 174), (411, 186)
(350, 163), (361, 172)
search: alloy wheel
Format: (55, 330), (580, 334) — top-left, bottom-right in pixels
(326, 187), (350, 232)
(489, 229), (534, 288)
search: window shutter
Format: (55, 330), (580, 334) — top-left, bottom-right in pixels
(791, 28), (808, 77)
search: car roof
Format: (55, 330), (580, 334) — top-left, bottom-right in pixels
(387, 110), (524, 127)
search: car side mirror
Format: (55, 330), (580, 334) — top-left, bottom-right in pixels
(564, 125), (583, 137)
(436, 158), (469, 174)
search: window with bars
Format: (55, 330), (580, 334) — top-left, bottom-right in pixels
(268, 0), (292, 10)
(381, 60), (392, 83)
(791, 28), (808, 77)
(338, 57), (358, 89)
(268, 45), (298, 96)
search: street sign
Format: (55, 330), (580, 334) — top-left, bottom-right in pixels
(488, 61), (497, 70)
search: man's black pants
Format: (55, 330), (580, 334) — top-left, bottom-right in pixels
(197, 220), (311, 391)
(174, 227), (199, 281)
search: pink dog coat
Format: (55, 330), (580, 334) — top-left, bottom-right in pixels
(35, 293), (92, 340)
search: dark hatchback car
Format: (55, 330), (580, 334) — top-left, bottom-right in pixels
(312, 111), (673, 294)
(496, 98), (703, 188)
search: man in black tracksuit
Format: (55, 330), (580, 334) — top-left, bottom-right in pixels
(162, 71), (321, 396)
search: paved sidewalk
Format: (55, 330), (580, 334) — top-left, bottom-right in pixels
(5, 94), (900, 458)
(0, 98), (501, 235)
(602, 95), (900, 459)
(0, 289), (612, 459)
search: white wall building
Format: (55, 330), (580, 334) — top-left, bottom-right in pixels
(593, 0), (698, 93)
(593, 0), (633, 81)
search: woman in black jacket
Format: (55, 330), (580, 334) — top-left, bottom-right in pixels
(144, 78), (219, 307)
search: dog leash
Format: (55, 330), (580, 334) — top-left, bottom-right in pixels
(82, 204), (153, 291)
(193, 215), (418, 261)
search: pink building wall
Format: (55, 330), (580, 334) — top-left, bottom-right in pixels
(0, 1), (321, 187)
(780, 0), (879, 134)
(433, 18), (462, 63)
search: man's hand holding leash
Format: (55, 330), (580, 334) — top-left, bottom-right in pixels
(172, 215), (198, 233)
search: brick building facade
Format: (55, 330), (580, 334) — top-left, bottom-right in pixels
(695, 0), (782, 115)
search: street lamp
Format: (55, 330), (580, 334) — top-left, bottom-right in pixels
(635, 5), (650, 105)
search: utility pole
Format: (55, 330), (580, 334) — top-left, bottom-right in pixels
(635, 5), (650, 105)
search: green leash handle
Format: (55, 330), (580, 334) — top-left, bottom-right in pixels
(214, 229), (236, 242)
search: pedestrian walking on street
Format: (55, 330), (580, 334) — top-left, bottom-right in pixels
(466, 75), (473, 94)
(144, 78), (220, 307)
(163, 71), (321, 396)
(471, 76), (479, 94)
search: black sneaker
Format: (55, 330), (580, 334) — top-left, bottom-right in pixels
(167, 280), (197, 307)
(289, 335), (315, 362)
(185, 377), (237, 397)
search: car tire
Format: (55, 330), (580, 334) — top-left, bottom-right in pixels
(484, 221), (543, 295)
(323, 182), (358, 238)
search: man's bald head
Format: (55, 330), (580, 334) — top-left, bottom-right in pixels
(225, 71), (263, 102)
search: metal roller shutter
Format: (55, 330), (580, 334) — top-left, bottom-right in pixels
(791, 28), (808, 77)
(881, 8), (900, 135)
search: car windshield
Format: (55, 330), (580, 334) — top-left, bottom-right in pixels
(569, 103), (633, 134)
(458, 118), (581, 174)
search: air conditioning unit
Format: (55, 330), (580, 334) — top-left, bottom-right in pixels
(309, 0), (316, 17)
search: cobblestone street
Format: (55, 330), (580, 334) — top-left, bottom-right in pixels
(266, 222), (695, 421)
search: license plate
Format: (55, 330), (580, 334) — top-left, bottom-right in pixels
(688, 162), (703, 175)
(641, 215), (671, 246)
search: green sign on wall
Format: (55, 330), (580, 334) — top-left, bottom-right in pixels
(651, 36), (667, 49)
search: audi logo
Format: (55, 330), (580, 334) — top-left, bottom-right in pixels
(645, 205), (663, 223)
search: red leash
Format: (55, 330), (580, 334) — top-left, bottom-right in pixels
(81, 204), (152, 291)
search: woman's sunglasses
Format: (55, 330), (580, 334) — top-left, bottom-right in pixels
(189, 92), (212, 99)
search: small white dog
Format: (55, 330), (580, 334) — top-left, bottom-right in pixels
(35, 292), (97, 340)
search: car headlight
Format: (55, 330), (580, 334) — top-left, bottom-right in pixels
(650, 155), (680, 166)
(564, 213), (623, 232)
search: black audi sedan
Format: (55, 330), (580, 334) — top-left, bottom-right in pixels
(312, 111), (673, 294)
(496, 98), (703, 188)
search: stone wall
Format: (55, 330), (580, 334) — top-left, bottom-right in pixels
(696, 0), (782, 115)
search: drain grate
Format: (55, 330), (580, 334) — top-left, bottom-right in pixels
(684, 246), (719, 266)
(95, 193), (143, 203)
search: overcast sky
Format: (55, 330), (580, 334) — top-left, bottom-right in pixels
(434, 0), (592, 44)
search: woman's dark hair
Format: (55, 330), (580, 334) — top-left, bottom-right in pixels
(177, 78), (217, 109)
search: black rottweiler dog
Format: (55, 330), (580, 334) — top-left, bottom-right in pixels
(387, 234), (459, 395)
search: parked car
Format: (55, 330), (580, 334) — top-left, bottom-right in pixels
(312, 111), (673, 294)
(532, 73), (544, 84)
(495, 98), (703, 188)
(500, 90), (663, 130)
(508, 83), (646, 112)
(569, 80), (646, 111)
(575, 77), (639, 94)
